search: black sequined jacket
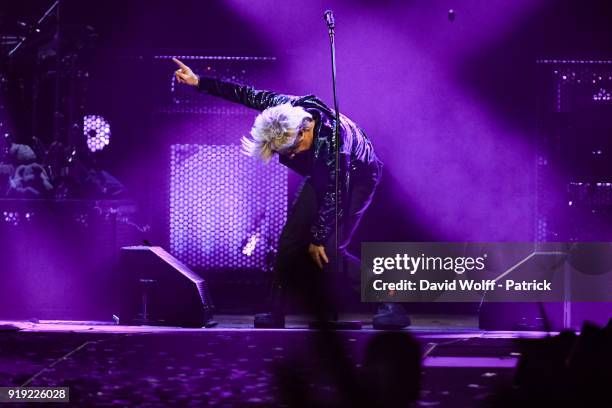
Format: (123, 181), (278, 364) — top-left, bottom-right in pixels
(197, 77), (381, 246)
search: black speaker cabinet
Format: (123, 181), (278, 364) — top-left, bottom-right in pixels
(119, 246), (214, 327)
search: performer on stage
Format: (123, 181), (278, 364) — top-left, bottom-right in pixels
(173, 58), (410, 329)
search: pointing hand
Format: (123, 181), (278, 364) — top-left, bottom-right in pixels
(173, 58), (199, 87)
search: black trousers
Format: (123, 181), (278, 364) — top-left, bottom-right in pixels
(272, 161), (383, 313)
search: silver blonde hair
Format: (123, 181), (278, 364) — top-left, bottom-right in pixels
(241, 103), (313, 163)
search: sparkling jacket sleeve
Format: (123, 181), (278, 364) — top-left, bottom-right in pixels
(197, 77), (297, 111)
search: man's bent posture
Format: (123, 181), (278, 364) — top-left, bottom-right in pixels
(174, 58), (410, 329)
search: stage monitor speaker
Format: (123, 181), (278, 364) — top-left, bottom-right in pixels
(478, 246), (612, 331)
(119, 246), (214, 327)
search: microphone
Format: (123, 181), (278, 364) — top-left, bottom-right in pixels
(323, 10), (335, 29)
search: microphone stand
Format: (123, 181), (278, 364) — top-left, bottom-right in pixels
(316, 11), (361, 330)
(325, 13), (341, 321)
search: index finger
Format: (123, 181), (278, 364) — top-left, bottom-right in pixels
(172, 58), (188, 69)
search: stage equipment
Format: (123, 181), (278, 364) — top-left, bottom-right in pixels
(2, 1), (113, 200)
(323, 9), (341, 283)
(478, 242), (612, 331)
(169, 144), (286, 271)
(535, 59), (612, 241)
(4, 0), (97, 147)
(145, 55), (286, 310)
(151, 56), (286, 271)
(536, 59), (612, 328)
(83, 115), (111, 152)
(7, 1), (59, 58)
(118, 246), (216, 328)
(317, 11), (360, 330)
(0, 198), (139, 320)
(154, 55), (277, 114)
(481, 60), (612, 332)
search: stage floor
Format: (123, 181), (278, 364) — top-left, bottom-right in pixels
(0, 314), (553, 407)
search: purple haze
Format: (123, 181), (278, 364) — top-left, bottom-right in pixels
(225, 0), (550, 241)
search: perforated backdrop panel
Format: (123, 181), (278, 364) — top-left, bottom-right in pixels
(152, 56), (288, 269)
(170, 145), (287, 269)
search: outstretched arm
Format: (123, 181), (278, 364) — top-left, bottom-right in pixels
(173, 58), (296, 111)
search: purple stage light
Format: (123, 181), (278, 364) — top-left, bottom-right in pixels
(83, 114), (111, 152)
(593, 88), (611, 101)
(170, 144), (287, 269)
(3, 211), (20, 226)
(241, 232), (260, 257)
(1, 210), (35, 226)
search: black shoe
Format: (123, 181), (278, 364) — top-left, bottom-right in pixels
(372, 303), (411, 330)
(254, 312), (285, 328)
(203, 311), (218, 328)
